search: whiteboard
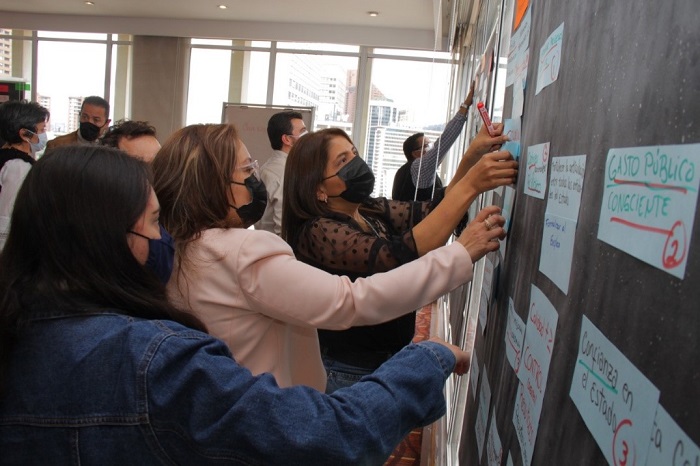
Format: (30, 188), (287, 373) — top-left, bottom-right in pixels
(222, 103), (314, 166)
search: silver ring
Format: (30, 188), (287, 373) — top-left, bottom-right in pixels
(484, 218), (493, 230)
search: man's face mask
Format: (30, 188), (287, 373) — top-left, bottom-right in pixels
(230, 174), (268, 228)
(79, 121), (105, 142)
(325, 155), (375, 203)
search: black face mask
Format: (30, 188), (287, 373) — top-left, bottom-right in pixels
(79, 121), (103, 142)
(230, 174), (268, 228)
(326, 156), (375, 203)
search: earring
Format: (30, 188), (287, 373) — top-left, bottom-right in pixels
(318, 193), (328, 203)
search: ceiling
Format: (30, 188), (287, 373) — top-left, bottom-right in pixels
(0, 0), (466, 51)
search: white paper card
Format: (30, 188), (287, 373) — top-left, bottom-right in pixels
(535, 22), (564, 95)
(646, 405), (699, 466)
(597, 144), (700, 279)
(505, 297), (526, 372)
(570, 315), (660, 466)
(487, 412), (504, 466)
(524, 142), (550, 199)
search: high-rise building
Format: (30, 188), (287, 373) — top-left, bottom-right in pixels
(274, 54), (322, 110)
(365, 95), (397, 170)
(0, 29), (12, 76)
(67, 96), (84, 134)
(318, 63), (348, 123)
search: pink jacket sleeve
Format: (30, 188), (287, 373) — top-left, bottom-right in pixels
(235, 230), (473, 329)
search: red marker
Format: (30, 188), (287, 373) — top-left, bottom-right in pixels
(477, 102), (496, 137)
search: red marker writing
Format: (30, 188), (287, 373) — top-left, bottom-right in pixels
(477, 102), (496, 137)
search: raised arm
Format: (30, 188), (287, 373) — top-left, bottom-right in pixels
(411, 83), (475, 189)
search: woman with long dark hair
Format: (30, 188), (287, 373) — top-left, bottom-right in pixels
(282, 127), (517, 392)
(0, 145), (472, 464)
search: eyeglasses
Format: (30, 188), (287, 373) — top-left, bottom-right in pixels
(233, 159), (259, 180)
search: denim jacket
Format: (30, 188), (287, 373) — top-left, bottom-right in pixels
(0, 309), (455, 465)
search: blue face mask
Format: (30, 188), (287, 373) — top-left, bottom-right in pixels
(130, 224), (175, 285)
(145, 225), (175, 285)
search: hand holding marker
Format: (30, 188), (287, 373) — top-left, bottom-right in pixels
(477, 102), (496, 137)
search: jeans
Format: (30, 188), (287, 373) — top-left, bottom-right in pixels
(323, 356), (375, 394)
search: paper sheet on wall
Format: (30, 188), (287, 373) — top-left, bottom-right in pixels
(646, 405), (700, 466)
(539, 155), (587, 293)
(507, 7), (531, 87)
(597, 144), (700, 279)
(487, 412), (504, 466)
(505, 297), (526, 372)
(470, 350), (480, 400)
(476, 370), (492, 460)
(570, 315), (660, 466)
(535, 22), (564, 95)
(513, 285), (559, 466)
(524, 142), (550, 199)
(513, 78), (525, 117)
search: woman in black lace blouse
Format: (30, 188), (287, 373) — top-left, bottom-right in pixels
(281, 126), (517, 393)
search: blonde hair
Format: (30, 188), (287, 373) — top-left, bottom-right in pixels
(152, 124), (241, 251)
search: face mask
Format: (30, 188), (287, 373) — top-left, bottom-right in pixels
(129, 225), (175, 285)
(145, 225), (175, 285)
(325, 156), (375, 203)
(25, 130), (48, 154)
(79, 121), (103, 142)
(230, 174), (268, 228)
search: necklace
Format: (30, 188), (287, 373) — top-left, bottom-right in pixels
(359, 214), (380, 237)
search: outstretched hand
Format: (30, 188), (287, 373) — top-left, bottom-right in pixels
(463, 80), (476, 108)
(427, 336), (471, 375)
(456, 205), (506, 263)
(463, 150), (518, 195)
(463, 123), (509, 165)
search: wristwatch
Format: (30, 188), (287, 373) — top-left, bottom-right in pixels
(460, 102), (470, 110)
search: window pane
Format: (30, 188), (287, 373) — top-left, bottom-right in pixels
(36, 40), (107, 136)
(241, 51), (269, 104)
(250, 41), (271, 48)
(186, 48), (232, 125)
(38, 31), (107, 40)
(273, 53), (357, 135)
(277, 42), (359, 53)
(365, 58), (452, 197)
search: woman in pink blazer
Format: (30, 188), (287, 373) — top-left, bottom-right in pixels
(152, 123), (505, 391)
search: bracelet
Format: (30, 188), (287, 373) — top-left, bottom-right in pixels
(460, 102), (470, 110)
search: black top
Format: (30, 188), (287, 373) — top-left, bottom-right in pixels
(392, 160), (444, 202)
(291, 195), (443, 368)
